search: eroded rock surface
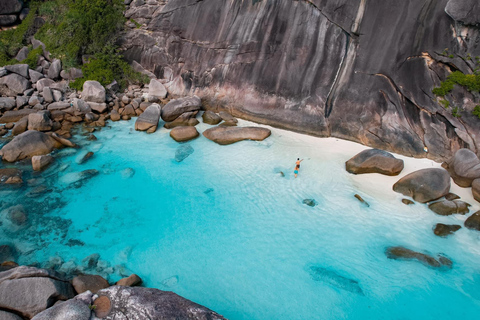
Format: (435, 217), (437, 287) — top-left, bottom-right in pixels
(135, 103), (161, 132)
(161, 96), (201, 122)
(203, 126), (271, 145)
(346, 149), (404, 175)
(442, 149), (480, 187)
(0, 130), (56, 162)
(393, 168), (450, 203)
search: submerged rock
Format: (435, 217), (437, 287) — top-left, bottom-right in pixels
(433, 224), (461, 237)
(121, 168), (135, 179)
(203, 126), (271, 145)
(0, 168), (23, 185)
(392, 168), (450, 203)
(428, 200), (470, 216)
(385, 246), (452, 269)
(308, 266), (364, 295)
(94, 286), (226, 319)
(175, 144), (194, 162)
(346, 149), (404, 175)
(302, 199), (317, 207)
(401, 199), (414, 205)
(0, 245), (16, 264)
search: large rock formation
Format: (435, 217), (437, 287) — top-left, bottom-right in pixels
(392, 168), (451, 203)
(120, 0), (480, 161)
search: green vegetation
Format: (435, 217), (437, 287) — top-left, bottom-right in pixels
(130, 19), (142, 28)
(473, 105), (480, 119)
(0, 0), (147, 90)
(432, 71), (480, 96)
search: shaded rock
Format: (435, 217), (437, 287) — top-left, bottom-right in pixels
(445, 0), (480, 25)
(0, 310), (23, 320)
(0, 245), (16, 263)
(82, 254), (100, 269)
(148, 78), (167, 100)
(0, 0), (23, 15)
(308, 266), (364, 295)
(401, 199), (414, 205)
(32, 155), (53, 171)
(442, 149), (480, 187)
(0, 73), (31, 95)
(36, 78), (55, 92)
(428, 200), (470, 216)
(164, 111), (199, 129)
(0, 130), (56, 162)
(29, 95), (44, 106)
(29, 69), (44, 83)
(15, 46), (29, 62)
(15, 96), (27, 108)
(302, 199), (317, 207)
(445, 193), (460, 201)
(203, 126), (271, 145)
(5, 64), (29, 78)
(465, 211), (480, 231)
(31, 299), (91, 320)
(43, 86), (53, 103)
(346, 149), (404, 176)
(202, 110), (222, 125)
(60, 68), (83, 80)
(354, 194), (369, 207)
(170, 126), (199, 142)
(473, 179), (480, 203)
(0, 15), (17, 26)
(135, 103), (161, 132)
(0, 168), (23, 185)
(116, 274), (142, 287)
(72, 99), (91, 114)
(94, 286), (226, 319)
(433, 224), (461, 237)
(385, 246), (452, 269)
(392, 168), (450, 203)
(89, 102), (107, 114)
(0, 109), (35, 123)
(175, 144), (194, 162)
(47, 59), (62, 79)
(0, 97), (16, 111)
(110, 110), (121, 121)
(218, 111), (238, 123)
(81, 81), (105, 103)
(28, 111), (53, 131)
(161, 96), (201, 122)
(72, 275), (109, 294)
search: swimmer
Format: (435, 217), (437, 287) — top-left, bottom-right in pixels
(294, 165), (299, 178)
(296, 158), (304, 168)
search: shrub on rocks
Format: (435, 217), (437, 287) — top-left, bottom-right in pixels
(346, 149), (404, 175)
(442, 148), (480, 187)
(392, 168), (451, 203)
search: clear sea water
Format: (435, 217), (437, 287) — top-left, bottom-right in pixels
(1, 118), (480, 320)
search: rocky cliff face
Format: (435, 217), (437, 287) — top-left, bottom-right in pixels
(121, 0), (480, 160)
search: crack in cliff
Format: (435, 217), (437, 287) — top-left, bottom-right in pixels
(297, 0), (354, 36)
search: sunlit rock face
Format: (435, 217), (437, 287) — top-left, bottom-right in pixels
(121, 0), (480, 161)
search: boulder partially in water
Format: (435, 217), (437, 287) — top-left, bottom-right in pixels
(433, 224), (461, 237)
(0, 130), (56, 162)
(94, 286), (227, 319)
(72, 274), (109, 294)
(345, 149), (404, 176)
(385, 246), (452, 269)
(135, 103), (161, 133)
(0, 168), (23, 185)
(392, 168), (450, 203)
(170, 126), (199, 142)
(203, 126), (271, 145)
(442, 149), (480, 187)
(465, 211), (480, 231)
(428, 200), (470, 216)
(116, 274), (142, 287)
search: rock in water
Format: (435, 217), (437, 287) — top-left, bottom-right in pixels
(203, 126), (271, 145)
(392, 168), (451, 203)
(465, 211), (480, 231)
(385, 246), (452, 269)
(433, 224), (461, 237)
(354, 194), (369, 207)
(170, 126), (199, 142)
(202, 110), (222, 125)
(428, 200), (470, 216)
(175, 144), (194, 162)
(94, 286), (226, 319)
(442, 149), (480, 187)
(302, 199), (317, 207)
(81, 81), (106, 103)
(345, 149), (404, 175)
(121, 168), (135, 179)
(161, 96), (202, 122)
(308, 266), (364, 295)
(116, 274), (142, 287)
(32, 155), (54, 171)
(0, 168), (23, 185)
(135, 103), (161, 132)
(72, 275), (109, 294)
(0, 131), (56, 162)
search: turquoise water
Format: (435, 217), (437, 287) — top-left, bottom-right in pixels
(1, 119), (480, 319)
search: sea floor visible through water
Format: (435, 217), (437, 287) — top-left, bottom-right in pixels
(1, 118), (480, 320)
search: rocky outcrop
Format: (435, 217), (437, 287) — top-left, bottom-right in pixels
(392, 168), (451, 203)
(202, 110), (222, 125)
(31, 298), (91, 320)
(465, 211), (480, 231)
(161, 96), (201, 122)
(121, 0), (480, 161)
(428, 199), (470, 216)
(473, 179), (480, 203)
(442, 149), (480, 187)
(28, 110), (53, 131)
(203, 126), (271, 145)
(81, 81), (105, 103)
(135, 103), (161, 132)
(72, 274), (109, 294)
(433, 223), (461, 237)
(148, 78), (167, 100)
(32, 155), (54, 171)
(94, 286), (227, 320)
(0, 130), (56, 162)
(0, 73), (31, 95)
(385, 246), (452, 269)
(345, 149), (404, 175)
(170, 126), (199, 142)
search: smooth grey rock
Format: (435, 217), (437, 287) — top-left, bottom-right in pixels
(15, 46), (29, 62)
(148, 78), (167, 99)
(47, 102), (70, 111)
(0, 130), (56, 162)
(81, 81), (105, 103)
(28, 69), (45, 83)
(47, 59), (62, 79)
(0, 0), (23, 15)
(0, 310), (23, 320)
(161, 96), (201, 122)
(94, 286), (226, 320)
(218, 111), (238, 123)
(5, 64), (29, 78)
(346, 149), (404, 176)
(36, 78), (55, 92)
(393, 168), (451, 203)
(445, 0), (480, 25)
(203, 126), (271, 145)
(0, 109), (35, 123)
(135, 103), (161, 132)
(31, 299), (91, 320)
(72, 99), (91, 114)
(28, 95), (43, 106)
(442, 149), (480, 187)
(52, 89), (63, 102)
(0, 67), (7, 77)
(43, 87), (53, 103)
(0, 73), (31, 95)
(0, 97), (16, 111)
(60, 67), (83, 80)
(16, 96), (27, 108)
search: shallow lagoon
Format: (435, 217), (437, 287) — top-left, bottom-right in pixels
(1, 119), (480, 319)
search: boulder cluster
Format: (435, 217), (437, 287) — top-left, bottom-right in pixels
(0, 0), (28, 28)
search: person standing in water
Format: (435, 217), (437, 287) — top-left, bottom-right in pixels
(296, 158), (303, 168)
(294, 158), (303, 178)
